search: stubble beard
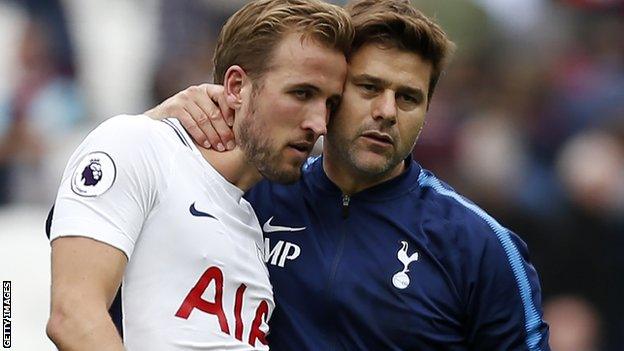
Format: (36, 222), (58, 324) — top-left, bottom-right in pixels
(330, 124), (398, 175)
(238, 96), (301, 184)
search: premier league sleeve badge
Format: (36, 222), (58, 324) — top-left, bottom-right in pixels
(71, 151), (117, 197)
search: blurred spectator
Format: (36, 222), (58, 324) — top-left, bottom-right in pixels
(152, 0), (230, 103)
(0, 3), (84, 205)
(545, 295), (602, 351)
(557, 130), (624, 218)
(542, 129), (624, 351)
(454, 111), (530, 211)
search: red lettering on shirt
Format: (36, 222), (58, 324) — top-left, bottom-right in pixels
(248, 300), (269, 346)
(234, 283), (247, 341)
(175, 266), (230, 334)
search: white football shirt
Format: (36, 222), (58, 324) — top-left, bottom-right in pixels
(51, 115), (274, 350)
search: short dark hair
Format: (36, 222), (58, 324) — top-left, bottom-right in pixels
(346, 0), (455, 104)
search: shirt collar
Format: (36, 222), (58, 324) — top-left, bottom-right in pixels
(305, 154), (423, 201)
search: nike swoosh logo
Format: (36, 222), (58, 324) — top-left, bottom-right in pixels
(189, 202), (217, 219)
(262, 216), (306, 233)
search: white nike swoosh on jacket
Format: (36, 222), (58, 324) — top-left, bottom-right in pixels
(262, 216), (306, 233)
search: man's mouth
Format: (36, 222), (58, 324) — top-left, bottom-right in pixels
(361, 131), (394, 146)
(287, 141), (314, 155)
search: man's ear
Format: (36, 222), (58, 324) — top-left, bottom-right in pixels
(223, 65), (247, 109)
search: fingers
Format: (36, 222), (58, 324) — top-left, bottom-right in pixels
(143, 84), (236, 151)
(202, 84), (234, 127)
(194, 88), (235, 150)
(147, 95), (209, 148)
(179, 84), (233, 151)
(143, 105), (160, 119)
(181, 102), (224, 151)
(172, 106), (210, 149)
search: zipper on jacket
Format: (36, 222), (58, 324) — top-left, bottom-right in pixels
(328, 194), (350, 349)
(341, 194), (350, 218)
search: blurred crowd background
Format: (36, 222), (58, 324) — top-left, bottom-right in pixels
(0, 0), (622, 350)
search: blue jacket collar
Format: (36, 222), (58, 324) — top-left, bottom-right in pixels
(304, 155), (423, 201)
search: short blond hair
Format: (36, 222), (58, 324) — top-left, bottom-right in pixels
(346, 0), (455, 104)
(213, 0), (354, 85)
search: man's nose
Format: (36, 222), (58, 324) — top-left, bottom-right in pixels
(301, 102), (328, 138)
(373, 90), (397, 123)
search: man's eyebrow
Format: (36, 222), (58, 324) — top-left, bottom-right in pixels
(351, 74), (388, 87)
(397, 86), (425, 100)
(353, 73), (425, 99)
(289, 83), (344, 101)
(288, 83), (321, 93)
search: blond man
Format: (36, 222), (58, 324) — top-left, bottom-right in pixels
(46, 1), (352, 350)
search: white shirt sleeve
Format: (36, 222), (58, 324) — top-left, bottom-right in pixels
(50, 115), (173, 259)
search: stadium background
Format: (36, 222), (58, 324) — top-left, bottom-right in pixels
(0, 0), (622, 350)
